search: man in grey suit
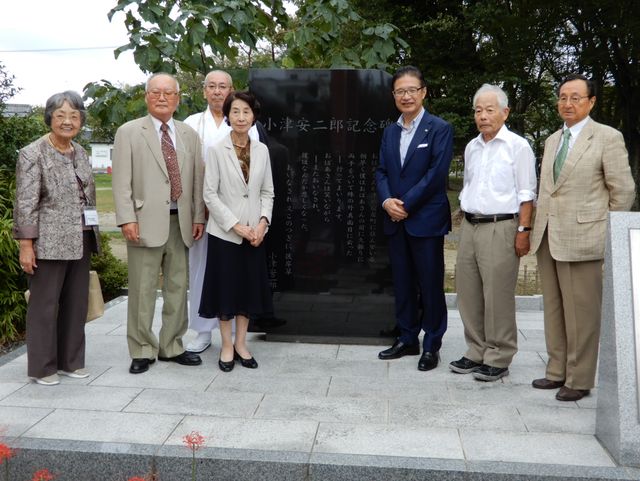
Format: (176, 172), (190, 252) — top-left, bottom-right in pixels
(530, 74), (635, 401)
(112, 72), (206, 374)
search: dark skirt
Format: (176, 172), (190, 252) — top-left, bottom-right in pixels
(199, 234), (274, 320)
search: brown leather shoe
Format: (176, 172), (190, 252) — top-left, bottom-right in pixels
(556, 386), (590, 401)
(532, 378), (565, 390)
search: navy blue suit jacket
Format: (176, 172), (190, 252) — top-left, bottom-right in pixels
(375, 110), (453, 237)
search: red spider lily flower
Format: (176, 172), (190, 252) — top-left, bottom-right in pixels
(127, 477), (147, 481)
(0, 443), (14, 463)
(32, 468), (55, 481)
(182, 431), (206, 451)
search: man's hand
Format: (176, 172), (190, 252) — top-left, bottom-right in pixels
(383, 198), (408, 222)
(121, 222), (140, 242)
(192, 223), (204, 241)
(514, 232), (530, 257)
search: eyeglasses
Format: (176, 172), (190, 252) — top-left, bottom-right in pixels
(204, 83), (230, 91)
(392, 86), (424, 98)
(147, 90), (179, 99)
(557, 95), (590, 105)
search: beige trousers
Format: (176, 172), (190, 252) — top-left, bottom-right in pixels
(536, 232), (602, 390)
(126, 215), (189, 359)
(455, 218), (519, 368)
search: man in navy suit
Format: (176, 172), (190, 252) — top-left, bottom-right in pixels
(376, 66), (454, 371)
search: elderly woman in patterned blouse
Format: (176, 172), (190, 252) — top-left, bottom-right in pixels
(13, 91), (100, 386)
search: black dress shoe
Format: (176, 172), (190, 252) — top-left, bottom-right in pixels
(158, 351), (202, 366)
(129, 358), (155, 374)
(218, 357), (235, 372)
(378, 340), (420, 360)
(234, 349), (258, 369)
(418, 351), (439, 371)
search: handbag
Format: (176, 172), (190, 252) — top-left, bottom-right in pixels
(24, 270), (104, 322)
(86, 270), (105, 322)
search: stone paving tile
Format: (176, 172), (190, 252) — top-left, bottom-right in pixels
(0, 358), (29, 383)
(0, 406), (53, 437)
(244, 342), (340, 360)
(209, 373), (330, 396)
(518, 405), (596, 434)
(391, 401), (527, 432)
(314, 422), (464, 459)
(0, 384), (142, 411)
(328, 377), (449, 402)
(0, 382), (28, 400)
(448, 379), (582, 408)
(23, 409), (183, 444)
(335, 345), (387, 361)
(255, 394), (387, 423)
(275, 358), (387, 379)
(90, 363), (216, 391)
(125, 388), (262, 417)
(167, 416), (318, 452)
(84, 335), (130, 365)
(460, 429), (615, 466)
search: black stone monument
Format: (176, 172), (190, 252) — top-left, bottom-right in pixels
(249, 69), (398, 343)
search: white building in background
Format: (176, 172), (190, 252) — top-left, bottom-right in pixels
(90, 142), (113, 171)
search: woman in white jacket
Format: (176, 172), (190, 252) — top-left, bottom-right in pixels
(199, 91), (274, 372)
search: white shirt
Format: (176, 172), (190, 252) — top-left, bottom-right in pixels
(459, 124), (537, 215)
(397, 108), (425, 165)
(149, 115), (177, 146)
(557, 115), (590, 155)
(184, 108), (259, 162)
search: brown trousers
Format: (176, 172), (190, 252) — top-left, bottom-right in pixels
(26, 231), (94, 378)
(537, 232), (603, 390)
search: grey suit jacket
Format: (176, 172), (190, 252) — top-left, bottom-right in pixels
(112, 115), (205, 248)
(204, 135), (274, 244)
(13, 135), (100, 259)
(530, 119), (635, 261)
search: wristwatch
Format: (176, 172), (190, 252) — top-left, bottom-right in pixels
(517, 225), (532, 232)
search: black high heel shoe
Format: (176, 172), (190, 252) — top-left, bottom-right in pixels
(218, 356), (235, 372)
(234, 348), (258, 369)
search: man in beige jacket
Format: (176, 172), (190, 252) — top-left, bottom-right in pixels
(530, 74), (635, 401)
(112, 73), (206, 374)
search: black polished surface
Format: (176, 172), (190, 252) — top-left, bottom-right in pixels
(249, 69), (399, 341)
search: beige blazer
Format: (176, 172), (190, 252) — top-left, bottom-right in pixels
(530, 119), (635, 261)
(112, 115), (205, 248)
(204, 135), (274, 244)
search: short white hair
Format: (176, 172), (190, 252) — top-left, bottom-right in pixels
(203, 70), (233, 87)
(145, 72), (180, 92)
(473, 84), (508, 109)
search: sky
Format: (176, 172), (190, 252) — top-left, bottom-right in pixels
(0, 0), (147, 106)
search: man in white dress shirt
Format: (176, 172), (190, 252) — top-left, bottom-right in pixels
(184, 70), (259, 353)
(450, 84), (537, 381)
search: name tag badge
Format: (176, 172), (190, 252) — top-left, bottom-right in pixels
(84, 207), (99, 226)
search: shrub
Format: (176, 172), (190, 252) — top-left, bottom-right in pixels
(0, 168), (26, 344)
(91, 232), (128, 302)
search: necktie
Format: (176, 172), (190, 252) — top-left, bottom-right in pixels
(553, 129), (571, 182)
(160, 123), (182, 201)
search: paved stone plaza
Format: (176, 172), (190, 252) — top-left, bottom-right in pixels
(1, 295), (639, 480)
